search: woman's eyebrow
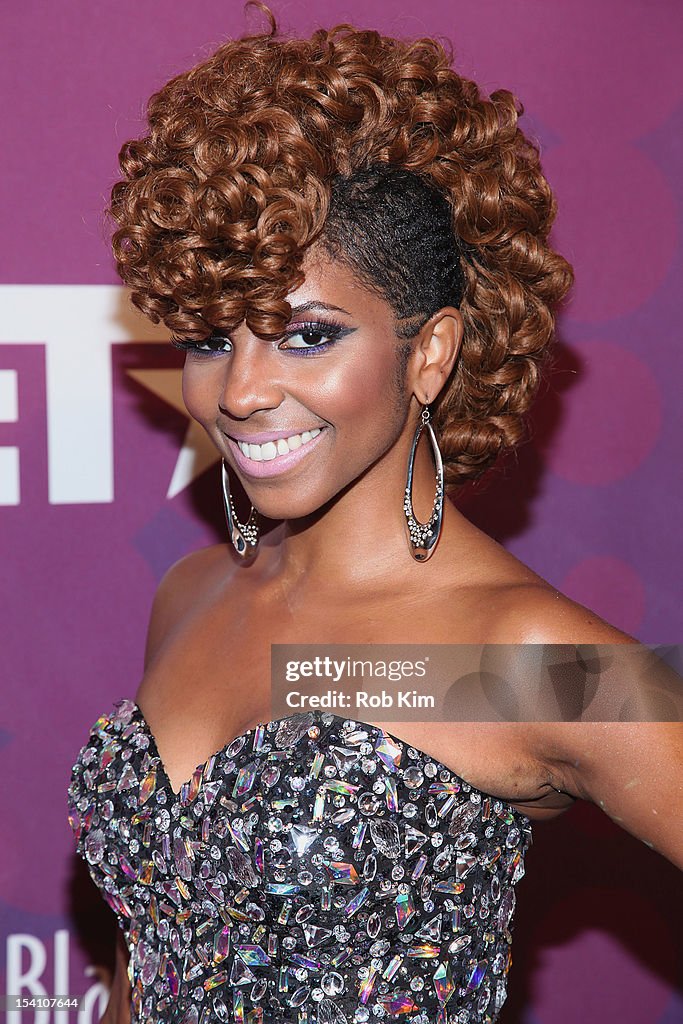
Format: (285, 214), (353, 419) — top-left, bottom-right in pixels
(289, 300), (353, 317)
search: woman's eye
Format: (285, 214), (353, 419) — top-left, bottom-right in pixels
(281, 329), (332, 349)
(199, 339), (231, 352)
(279, 321), (352, 351)
(171, 335), (232, 354)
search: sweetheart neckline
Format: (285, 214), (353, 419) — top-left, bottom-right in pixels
(122, 699), (531, 826)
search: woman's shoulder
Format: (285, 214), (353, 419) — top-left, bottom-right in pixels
(143, 543), (236, 668)
(447, 521), (637, 646)
(491, 580), (638, 645)
(156, 542), (235, 601)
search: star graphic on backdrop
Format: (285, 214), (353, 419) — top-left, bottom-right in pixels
(126, 369), (219, 498)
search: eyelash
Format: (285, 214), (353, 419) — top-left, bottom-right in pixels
(171, 320), (350, 357)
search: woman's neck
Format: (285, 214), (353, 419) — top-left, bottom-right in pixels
(258, 436), (469, 591)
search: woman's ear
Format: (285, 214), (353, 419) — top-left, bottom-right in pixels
(408, 306), (464, 403)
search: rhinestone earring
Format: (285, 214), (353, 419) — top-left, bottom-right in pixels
(403, 403), (444, 562)
(221, 459), (260, 558)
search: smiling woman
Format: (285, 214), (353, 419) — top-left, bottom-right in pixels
(65, 5), (682, 1024)
(109, 25), (572, 493)
(178, 238), (460, 523)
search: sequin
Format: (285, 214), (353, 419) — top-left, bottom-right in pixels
(67, 699), (532, 1024)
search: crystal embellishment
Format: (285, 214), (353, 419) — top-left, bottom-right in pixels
(67, 699), (532, 1024)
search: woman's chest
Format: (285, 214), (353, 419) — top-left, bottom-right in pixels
(68, 701), (533, 1024)
(138, 587), (561, 822)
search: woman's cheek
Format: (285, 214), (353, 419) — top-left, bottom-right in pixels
(182, 360), (218, 424)
(316, 351), (396, 416)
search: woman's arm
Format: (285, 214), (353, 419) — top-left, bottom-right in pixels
(502, 588), (683, 869)
(544, 719), (683, 868)
(100, 929), (131, 1024)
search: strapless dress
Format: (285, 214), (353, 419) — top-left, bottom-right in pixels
(66, 698), (533, 1024)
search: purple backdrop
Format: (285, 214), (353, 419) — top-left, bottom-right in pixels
(1, 1), (682, 1022)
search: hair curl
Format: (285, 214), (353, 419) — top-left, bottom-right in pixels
(110, 5), (574, 489)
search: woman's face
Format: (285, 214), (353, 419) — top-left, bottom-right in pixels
(181, 245), (419, 522)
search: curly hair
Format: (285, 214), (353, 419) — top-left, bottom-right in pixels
(110, 5), (574, 489)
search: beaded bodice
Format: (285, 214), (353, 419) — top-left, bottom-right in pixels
(67, 698), (533, 1024)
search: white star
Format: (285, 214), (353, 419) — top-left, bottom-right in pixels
(126, 369), (219, 497)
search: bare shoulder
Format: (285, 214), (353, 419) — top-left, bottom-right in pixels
(448, 519), (639, 645)
(493, 580), (639, 646)
(478, 579), (644, 814)
(143, 543), (235, 670)
(485, 581), (683, 868)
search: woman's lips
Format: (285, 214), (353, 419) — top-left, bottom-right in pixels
(223, 427), (327, 478)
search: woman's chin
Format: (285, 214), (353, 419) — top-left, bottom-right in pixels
(246, 493), (330, 525)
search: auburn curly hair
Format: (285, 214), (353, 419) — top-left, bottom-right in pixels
(110, 4), (573, 489)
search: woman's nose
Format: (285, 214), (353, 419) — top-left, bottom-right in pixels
(217, 340), (285, 419)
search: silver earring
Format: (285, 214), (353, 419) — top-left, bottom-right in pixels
(403, 403), (444, 562)
(221, 459), (260, 558)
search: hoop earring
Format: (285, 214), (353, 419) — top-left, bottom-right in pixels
(403, 404), (444, 562)
(221, 460), (260, 558)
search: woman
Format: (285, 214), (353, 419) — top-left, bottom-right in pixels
(67, 8), (682, 1024)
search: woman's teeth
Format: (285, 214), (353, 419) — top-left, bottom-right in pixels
(236, 428), (322, 462)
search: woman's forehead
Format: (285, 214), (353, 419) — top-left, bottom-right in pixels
(287, 246), (395, 321)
